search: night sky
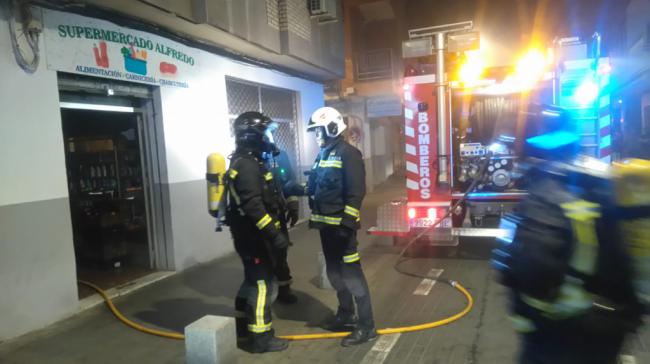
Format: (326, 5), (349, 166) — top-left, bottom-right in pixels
(402, 0), (627, 66)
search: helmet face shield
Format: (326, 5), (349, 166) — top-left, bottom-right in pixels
(314, 126), (327, 147)
(262, 121), (280, 155)
(263, 121), (278, 145)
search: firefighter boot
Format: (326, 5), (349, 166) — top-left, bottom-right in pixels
(277, 285), (298, 304)
(322, 313), (358, 332)
(251, 331), (289, 353)
(341, 327), (378, 347)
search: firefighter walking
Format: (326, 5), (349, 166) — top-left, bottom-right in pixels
(227, 111), (290, 353)
(304, 106), (376, 346)
(492, 106), (643, 364)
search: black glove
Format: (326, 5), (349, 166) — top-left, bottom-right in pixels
(286, 200), (300, 227)
(271, 232), (290, 251)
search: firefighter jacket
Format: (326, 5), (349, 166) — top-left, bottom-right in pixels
(306, 138), (365, 230)
(492, 157), (643, 334)
(226, 149), (285, 257)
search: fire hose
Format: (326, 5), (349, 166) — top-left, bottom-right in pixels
(78, 155), (490, 341)
(79, 279), (472, 341)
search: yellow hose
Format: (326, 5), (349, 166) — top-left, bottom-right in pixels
(278, 281), (473, 340)
(78, 280), (184, 340)
(79, 280), (473, 341)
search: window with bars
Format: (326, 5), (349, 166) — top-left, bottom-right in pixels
(225, 78), (301, 175)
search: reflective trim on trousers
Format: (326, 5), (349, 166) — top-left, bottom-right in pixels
(249, 280), (271, 333)
(343, 252), (360, 263)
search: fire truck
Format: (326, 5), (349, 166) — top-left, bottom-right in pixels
(369, 22), (615, 246)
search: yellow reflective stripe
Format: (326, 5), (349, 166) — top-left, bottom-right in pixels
(310, 214), (342, 225)
(509, 315), (536, 333)
(256, 214), (273, 229)
(561, 200), (601, 275)
(274, 221), (281, 229)
(318, 160), (343, 168)
(343, 252), (360, 263)
(264, 172), (273, 181)
(344, 205), (360, 218)
(248, 323), (272, 333)
(229, 169), (239, 179)
(254, 280), (267, 331)
(521, 281), (592, 320)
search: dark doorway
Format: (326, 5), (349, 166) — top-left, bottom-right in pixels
(61, 108), (153, 298)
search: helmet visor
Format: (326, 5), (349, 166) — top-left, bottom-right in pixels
(263, 121), (279, 145)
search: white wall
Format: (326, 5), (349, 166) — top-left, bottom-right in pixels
(159, 44), (323, 271)
(0, 5), (78, 341)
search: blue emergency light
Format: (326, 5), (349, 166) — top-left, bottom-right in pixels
(574, 78), (599, 106)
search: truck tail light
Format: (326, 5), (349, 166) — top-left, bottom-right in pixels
(427, 208), (437, 220)
(408, 208), (416, 219)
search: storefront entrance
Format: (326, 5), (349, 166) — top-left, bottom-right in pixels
(58, 74), (170, 298)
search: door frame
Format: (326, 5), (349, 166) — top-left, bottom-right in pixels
(57, 72), (174, 271)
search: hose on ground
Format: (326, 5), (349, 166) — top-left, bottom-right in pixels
(78, 280), (184, 340)
(79, 279), (473, 341)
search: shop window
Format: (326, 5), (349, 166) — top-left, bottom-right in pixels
(225, 78), (301, 174)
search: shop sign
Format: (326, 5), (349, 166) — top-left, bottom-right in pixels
(366, 95), (402, 118)
(417, 111), (431, 199)
(43, 9), (197, 88)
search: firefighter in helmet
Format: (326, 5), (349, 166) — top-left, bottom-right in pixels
(305, 106), (376, 346)
(492, 105), (643, 364)
(228, 111), (290, 353)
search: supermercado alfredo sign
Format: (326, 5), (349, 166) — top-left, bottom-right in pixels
(43, 9), (196, 88)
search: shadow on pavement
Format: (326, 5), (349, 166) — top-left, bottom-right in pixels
(273, 289), (334, 327)
(181, 263), (243, 299)
(133, 298), (235, 333)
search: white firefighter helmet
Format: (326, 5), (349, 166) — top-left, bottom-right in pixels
(308, 106), (347, 138)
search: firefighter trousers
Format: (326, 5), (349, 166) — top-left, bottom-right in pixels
(274, 226), (293, 287)
(519, 319), (627, 364)
(273, 247), (292, 287)
(235, 254), (277, 339)
(319, 226), (375, 329)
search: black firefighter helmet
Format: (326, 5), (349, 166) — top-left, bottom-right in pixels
(233, 111), (279, 154)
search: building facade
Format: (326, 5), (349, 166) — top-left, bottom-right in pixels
(0, 0), (343, 341)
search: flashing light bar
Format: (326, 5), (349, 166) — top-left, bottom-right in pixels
(574, 79), (599, 106)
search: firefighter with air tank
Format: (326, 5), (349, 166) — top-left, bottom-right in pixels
(492, 105), (646, 364)
(221, 111), (290, 353)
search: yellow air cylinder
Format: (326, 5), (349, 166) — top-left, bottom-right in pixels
(613, 158), (650, 304)
(206, 153), (226, 217)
